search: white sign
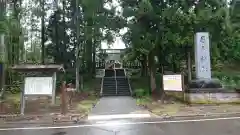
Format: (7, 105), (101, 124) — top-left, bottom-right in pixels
(163, 75), (182, 91)
(24, 77), (53, 95)
(194, 32), (211, 79)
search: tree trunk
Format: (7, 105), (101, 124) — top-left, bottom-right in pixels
(148, 51), (157, 95)
(54, 10), (60, 64)
(0, 0), (6, 21)
(41, 0), (45, 64)
(0, 34), (6, 98)
(13, 0), (22, 64)
(62, 0), (67, 67)
(86, 18), (93, 75)
(172, 54), (177, 73)
(186, 48), (192, 82)
(75, 0), (80, 91)
(92, 41), (96, 77)
(140, 56), (147, 76)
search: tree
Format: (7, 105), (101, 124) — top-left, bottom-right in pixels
(121, 0), (239, 97)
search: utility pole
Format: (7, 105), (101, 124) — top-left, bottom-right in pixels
(75, 0), (80, 92)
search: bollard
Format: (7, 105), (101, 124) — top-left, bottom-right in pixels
(61, 81), (67, 115)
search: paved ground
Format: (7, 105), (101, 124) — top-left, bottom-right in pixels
(0, 97), (240, 135)
(1, 116), (240, 135)
(89, 96), (148, 115)
(1, 96), (240, 134)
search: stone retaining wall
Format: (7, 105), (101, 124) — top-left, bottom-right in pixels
(96, 69), (105, 78)
(185, 89), (240, 103)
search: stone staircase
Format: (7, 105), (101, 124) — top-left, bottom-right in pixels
(102, 69), (116, 96)
(116, 77), (131, 96)
(101, 69), (132, 96)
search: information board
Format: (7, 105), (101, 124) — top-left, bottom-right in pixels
(163, 75), (183, 91)
(24, 77), (53, 95)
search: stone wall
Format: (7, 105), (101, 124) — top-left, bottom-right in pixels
(185, 89), (240, 103)
(96, 69), (105, 78)
(125, 69), (141, 78)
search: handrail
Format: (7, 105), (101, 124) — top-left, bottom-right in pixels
(124, 68), (127, 76)
(124, 69), (133, 96)
(115, 69), (117, 95)
(100, 69), (105, 96)
(100, 78), (104, 96)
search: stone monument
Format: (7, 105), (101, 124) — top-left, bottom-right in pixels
(194, 32), (211, 79)
(186, 33), (239, 103)
(189, 32), (222, 89)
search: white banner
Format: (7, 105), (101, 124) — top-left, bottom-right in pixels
(24, 77), (53, 95)
(163, 75), (183, 91)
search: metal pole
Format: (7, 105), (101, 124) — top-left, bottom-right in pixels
(75, 0), (80, 92)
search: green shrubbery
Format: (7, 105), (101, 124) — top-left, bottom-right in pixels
(133, 88), (147, 98)
(213, 72), (240, 90)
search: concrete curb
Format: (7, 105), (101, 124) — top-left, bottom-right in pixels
(153, 112), (240, 119)
(0, 114), (88, 125)
(0, 117), (88, 127)
(2, 112), (240, 125)
(139, 104), (240, 119)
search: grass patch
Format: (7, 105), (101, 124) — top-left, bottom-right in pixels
(76, 97), (98, 114)
(151, 104), (181, 115)
(136, 96), (185, 115)
(136, 96), (152, 106)
(189, 100), (240, 105)
(4, 93), (21, 103)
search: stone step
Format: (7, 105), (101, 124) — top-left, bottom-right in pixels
(117, 86), (130, 89)
(102, 91), (116, 93)
(104, 70), (115, 77)
(103, 83), (116, 85)
(115, 69), (125, 76)
(103, 79), (116, 83)
(117, 89), (130, 91)
(117, 90), (130, 92)
(117, 83), (128, 85)
(103, 87), (116, 89)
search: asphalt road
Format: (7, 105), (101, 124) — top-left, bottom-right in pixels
(1, 117), (240, 135)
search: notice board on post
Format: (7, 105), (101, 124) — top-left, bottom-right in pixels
(163, 74), (183, 91)
(24, 77), (53, 95)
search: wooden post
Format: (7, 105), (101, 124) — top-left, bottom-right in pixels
(61, 81), (67, 115)
(52, 72), (57, 105)
(161, 74), (165, 103)
(182, 73), (186, 102)
(20, 82), (26, 115)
